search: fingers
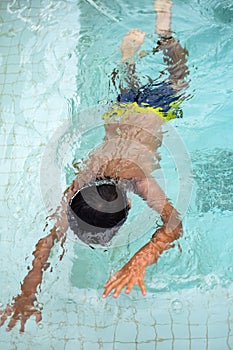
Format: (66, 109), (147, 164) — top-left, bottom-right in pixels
(103, 266), (129, 288)
(0, 314), (8, 327)
(125, 279), (136, 295)
(0, 304), (42, 332)
(103, 263), (147, 298)
(138, 279), (147, 296)
(125, 278), (146, 296)
(0, 304), (12, 327)
(103, 275), (117, 289)
(103, 276), (147, 298)
(112, 279), (129, 298)
(35, 310), (42, 324)
(6, 312), (19, 332)
(103, 275), (126, 298)
(19, 314), (27, 334)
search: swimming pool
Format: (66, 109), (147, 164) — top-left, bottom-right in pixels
(0, 0), (232, 348)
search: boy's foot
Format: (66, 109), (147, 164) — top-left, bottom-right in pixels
(120, 29), (146, 62)
(154, 0), (172, 38)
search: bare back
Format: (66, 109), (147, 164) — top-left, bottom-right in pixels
(80, 106), (165, 182)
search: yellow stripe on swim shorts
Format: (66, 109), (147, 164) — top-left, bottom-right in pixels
(102, 101), (182, 122)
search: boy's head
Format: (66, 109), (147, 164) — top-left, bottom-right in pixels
(67, 180), (130, 245)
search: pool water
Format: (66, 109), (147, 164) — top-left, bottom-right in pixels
(0, 0), (233, 349)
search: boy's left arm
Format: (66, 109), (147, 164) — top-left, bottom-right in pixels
(103, 176), (183, 298)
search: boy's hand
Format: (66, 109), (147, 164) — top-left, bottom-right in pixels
(102, 257), (147, 298)
(0, 294), (42, 333)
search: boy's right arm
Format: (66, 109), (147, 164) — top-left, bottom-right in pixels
(0, 174), (84, 333)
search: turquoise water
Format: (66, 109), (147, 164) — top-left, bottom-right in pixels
(0, 0), (233, 349)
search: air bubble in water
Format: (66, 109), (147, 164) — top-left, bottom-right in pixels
(171, 299), (183, 314)
(37, 303), (43, 310)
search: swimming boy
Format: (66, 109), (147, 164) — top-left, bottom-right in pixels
(0, 0), (188, 332)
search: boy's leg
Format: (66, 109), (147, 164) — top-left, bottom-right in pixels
(110, 29), (146, 96)
(154, 0), (173, 39)
(154, 0), (189, 91)
(111, 29), (146, 94)
(120, 29), (146, 92)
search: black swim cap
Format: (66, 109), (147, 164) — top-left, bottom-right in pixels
(67, 179), (130, 245)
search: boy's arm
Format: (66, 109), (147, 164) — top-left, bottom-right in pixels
(0, 178), (81, 333)
(103, 177), (182, 298)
